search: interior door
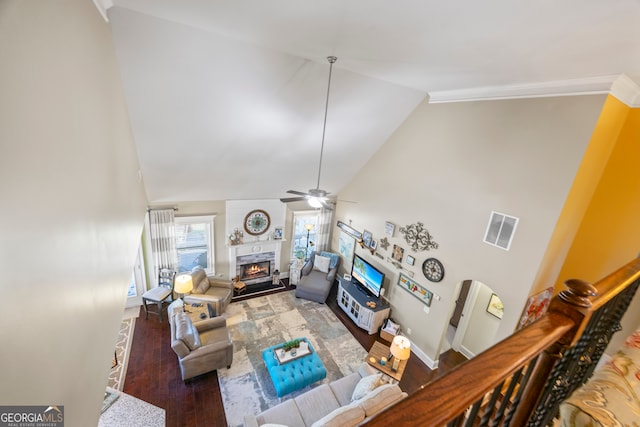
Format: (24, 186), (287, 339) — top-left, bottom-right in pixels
(450, 280), (472, 327)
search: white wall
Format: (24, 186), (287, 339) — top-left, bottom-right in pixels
(334, 94), (605, 365)
(0, 1), (147, 426)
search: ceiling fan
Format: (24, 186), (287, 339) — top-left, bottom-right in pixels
(280, 56), (338, 211)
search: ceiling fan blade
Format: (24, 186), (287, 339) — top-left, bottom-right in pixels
(286, 190), (309, 196)
(280, 197), (306, 203)
(319, 199), (335, 210)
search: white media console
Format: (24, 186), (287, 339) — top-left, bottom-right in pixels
(337, 277), (390, 335)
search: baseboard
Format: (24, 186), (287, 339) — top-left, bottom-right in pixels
(407, 338), (439, 370)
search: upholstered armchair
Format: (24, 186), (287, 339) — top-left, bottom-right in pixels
(295, 251), (340, 303)
(170, 312), (233, 382)
(183, 266), (233, 316)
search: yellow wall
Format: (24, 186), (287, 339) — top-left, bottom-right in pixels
(554, 97), (639, 289)
(530, 95), (630, 295)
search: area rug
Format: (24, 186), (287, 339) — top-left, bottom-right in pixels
(218, 290), (368, 427)
(107, 315), (136, 391)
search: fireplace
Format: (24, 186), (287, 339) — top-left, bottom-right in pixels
(235, 250), (277, 285)
(239, 261), (270, 281)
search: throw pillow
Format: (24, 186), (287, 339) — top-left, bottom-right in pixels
(313, 255), (331, 273)
(195, 277), (209, 294)
(320, 251), (340, 269)
(351, 374), (382, 401)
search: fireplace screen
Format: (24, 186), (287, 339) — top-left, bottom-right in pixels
(239, 261), (271, 281)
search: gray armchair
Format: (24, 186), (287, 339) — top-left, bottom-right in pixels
(295, 251), (340, 303)
(170, 312), (233, 382)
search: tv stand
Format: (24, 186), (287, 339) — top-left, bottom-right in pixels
(337, 278), (390, 335)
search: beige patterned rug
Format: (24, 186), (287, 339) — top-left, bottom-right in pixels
(107, 308), (138, 390)
(218, 290), (368, 427)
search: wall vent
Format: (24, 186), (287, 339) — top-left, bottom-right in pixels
(483, 211), (519, 251)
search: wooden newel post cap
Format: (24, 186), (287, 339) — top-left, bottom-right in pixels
(558, 278), (597, 308)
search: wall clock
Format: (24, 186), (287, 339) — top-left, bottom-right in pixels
(244, 209), (271, 236)
(422, 258), (444, 282)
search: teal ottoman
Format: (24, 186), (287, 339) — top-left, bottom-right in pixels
(262, 338), (327, 397)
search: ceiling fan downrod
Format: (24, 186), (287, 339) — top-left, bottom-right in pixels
(315, 56), (337, 191)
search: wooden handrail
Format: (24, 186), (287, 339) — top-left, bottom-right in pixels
(365, 258), (640, 427)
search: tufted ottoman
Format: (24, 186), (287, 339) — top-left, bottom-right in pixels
(262, 338), (327, 397)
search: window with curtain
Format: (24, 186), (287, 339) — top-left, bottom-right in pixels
(175, 215), (216, 274)
(291, 211), (320, 261)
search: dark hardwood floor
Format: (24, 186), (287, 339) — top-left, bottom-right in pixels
(123, 281), (467, 426)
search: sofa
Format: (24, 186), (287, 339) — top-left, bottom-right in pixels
(169, 310), (233, 381)
(295, 251), (340, 303)
(183, 266), (233, 315)
(559, 327), (640, 426)
(243, 363), (407, 427)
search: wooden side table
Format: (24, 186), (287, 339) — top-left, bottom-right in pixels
(365, 341), (408, 383)
(233, 280), (246, 295)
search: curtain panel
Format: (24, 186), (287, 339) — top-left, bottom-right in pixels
(149, 209), (178, 286)
(316, 208), (333, 252)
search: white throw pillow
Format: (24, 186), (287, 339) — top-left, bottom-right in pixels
(351, 374), (382, 401)
(313, 255), (331, 273)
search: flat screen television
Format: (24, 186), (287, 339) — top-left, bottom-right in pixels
(351, 253), (385, 298)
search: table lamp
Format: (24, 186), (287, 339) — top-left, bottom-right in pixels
(389, 335), (411, 372)
(174, 274), (194, 312)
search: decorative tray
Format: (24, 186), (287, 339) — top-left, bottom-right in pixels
(274, 340), (311, 364)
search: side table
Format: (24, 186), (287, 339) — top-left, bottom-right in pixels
(365, 341), (408, 383)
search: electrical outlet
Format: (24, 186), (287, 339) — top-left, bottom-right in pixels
(406, 328), (412, 335)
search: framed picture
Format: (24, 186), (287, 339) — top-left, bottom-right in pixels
(370, 240), (378, 250)
(517, 287), (553, 330)
(273, 227), (283, 240)
(362, 230), (373, 248)
(406, 255), (415, 266)
(392, 244), (404, 263)
(385, 221), (395, 237)
(397, 273), (433, 306)
(486, 293), (504, 319)
(338, 231), (355, 270)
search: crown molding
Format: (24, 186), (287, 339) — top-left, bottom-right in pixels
(610, 74), (640, 108)
(428, 74), (640, 108)
(92, 0), (114, 22)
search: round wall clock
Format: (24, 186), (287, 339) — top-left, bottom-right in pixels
(244, 209), (271, 236)
(422, 258), (445, 282)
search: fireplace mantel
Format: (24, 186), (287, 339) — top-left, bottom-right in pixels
(228, 240), (284, 283)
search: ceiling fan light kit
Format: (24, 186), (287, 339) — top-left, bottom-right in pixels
(280, 56), (338, 211)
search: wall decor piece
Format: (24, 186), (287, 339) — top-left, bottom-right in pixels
(336, 220), (362, 240)
(392, 244), (404, 263)
(517, 287), (553, 330)
(487, 293), (504, 319)
(338, 231), (355, 268)
(386, 257), (414, 277)
(362, 229), (373, 248)
(422, 257), (444, 282)
(379, 237), (390, 250)
(399, 222), (439, 252)
(397, 273), (433, 306)
(370, 240), (377, 250)
(385, 221), (396, 236)
(244, 209), (271, 236)
(406, 255), (415, 266)
(273, 227), (283, 240)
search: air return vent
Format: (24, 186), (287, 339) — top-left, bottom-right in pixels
(483, 211), (519, 251)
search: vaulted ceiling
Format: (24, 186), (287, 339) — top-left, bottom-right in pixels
(105, 0), (640, 203)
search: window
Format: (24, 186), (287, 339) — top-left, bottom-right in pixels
(175, 215), (216, 274)
(291, 211), (320, 261)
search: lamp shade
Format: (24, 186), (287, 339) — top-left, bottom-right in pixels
(390, 335), (411, 361)
(174, 274), (193, 295)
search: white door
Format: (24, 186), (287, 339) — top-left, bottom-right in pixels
(126, 245), (146, 308)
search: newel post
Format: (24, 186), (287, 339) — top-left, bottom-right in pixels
(510, 279), (596, 427)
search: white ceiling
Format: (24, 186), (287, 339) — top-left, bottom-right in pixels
(106, 0), (640, 203)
